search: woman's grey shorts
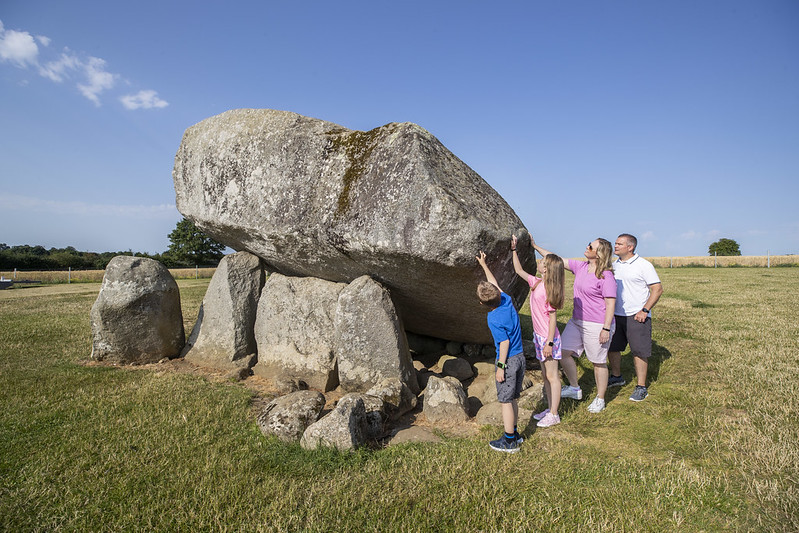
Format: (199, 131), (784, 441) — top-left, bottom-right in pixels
(495, 353), (525, 403)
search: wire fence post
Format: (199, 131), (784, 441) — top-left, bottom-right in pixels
(68, 267), (71, 284)
(714, 252), (717, 268)
(13, 268), (17, 279)
(670, 257), (673, 268)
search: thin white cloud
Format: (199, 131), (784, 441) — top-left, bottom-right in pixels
(0, 24), (39, 67)
(0, 194), (176, 218)
(120, 89), (169, 110)
(39, 50), (80, 82)
(641, 231), (655, 240)
(680, 230), (698, 240)
(77, 56), (117, 106)
(0, 18), (165, 110)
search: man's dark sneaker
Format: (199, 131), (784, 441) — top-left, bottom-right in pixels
(489, 436), (520, 453)
(608, 374), (626, 388)
(629, 385), (649, 402)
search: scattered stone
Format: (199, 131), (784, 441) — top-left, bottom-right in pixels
(182, 251), (264, 371)
(407, 332), (447, 357)
(90, 256), (184, 364)
(474, 402), (532, 427)
(257, 390), (326, 442)
(300, 394), (368, 450)
(386, 426), (443, 446)
(173, 109), (535, 344)
(253, 274), (345, 391)
(334, 276), (418, 394)
(466, 396), (483, 417)
(432, 355), (474, 381)
(445, 341), (463, 356)
(462, 344), (483, 358)
(423, 376), (469, 423)
(365, 377), (417, 419)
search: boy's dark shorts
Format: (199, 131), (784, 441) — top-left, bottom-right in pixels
(609, 314), (652, 358)
(496, 353), (525, 403)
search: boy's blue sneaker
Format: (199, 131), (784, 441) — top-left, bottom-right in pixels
(489, 436), (520, 453)
(607, 375), (626, 388)
(629, 385), (649, 402)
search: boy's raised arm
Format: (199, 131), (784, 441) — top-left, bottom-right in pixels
(476, 251), (502, 291)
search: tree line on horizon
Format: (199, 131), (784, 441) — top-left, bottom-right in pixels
(1, 218), (226, 270)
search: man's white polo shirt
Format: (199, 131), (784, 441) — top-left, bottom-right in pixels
(613, 254), (661, 316)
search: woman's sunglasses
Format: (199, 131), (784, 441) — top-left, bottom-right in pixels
(587, 243), (593, 250)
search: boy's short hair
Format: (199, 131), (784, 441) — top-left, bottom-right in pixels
(477, 281), (501, 308)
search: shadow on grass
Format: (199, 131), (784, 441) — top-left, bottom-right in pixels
(553, 340), (672, 414)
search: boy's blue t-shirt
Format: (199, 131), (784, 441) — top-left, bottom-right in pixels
(487, 292), (524, 359)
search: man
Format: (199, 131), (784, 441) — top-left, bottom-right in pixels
(607, 234), (663, 402)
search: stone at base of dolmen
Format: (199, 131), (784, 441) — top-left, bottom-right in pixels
(90, 256), (184, 364)
(182, 251), (265, 371)
(252, 273), (345, 391)
(334, 275), (419, 395)
(256, 390), (326, 442)
(300, 394), (368, 451)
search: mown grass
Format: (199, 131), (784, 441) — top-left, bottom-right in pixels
(1, 269), (797, 531)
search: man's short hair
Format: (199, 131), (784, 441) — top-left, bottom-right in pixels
(477, 281), (501, 308)
(618, 233), (638, 252)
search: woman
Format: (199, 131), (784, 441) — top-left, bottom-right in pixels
(530, 236), (617, 413)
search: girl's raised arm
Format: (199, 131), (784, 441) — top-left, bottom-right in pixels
(511, 234), (533, 280)
(530, 234), (571, 272)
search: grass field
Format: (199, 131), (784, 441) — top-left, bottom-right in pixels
(1, 269), (797, 532)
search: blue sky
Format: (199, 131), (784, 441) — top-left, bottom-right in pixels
(1, 1), (797, 257)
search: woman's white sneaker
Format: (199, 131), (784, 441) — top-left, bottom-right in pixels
(587, 397), (606, 413)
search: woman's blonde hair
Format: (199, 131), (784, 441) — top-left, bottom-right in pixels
(543, 254), (564, 309)
(594, 238), (614, 278)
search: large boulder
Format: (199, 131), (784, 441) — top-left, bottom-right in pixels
(334, 275), (418, 394)
(173, 109), (535, 344)
(90, 256), (184, 364)
(422, 376), (469, 423)
(253, 274), (345, 391)
(182, 251), (265, 370)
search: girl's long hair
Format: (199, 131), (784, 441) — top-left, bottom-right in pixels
(543, 254), (565, 309)
(594, 238), (614, 279)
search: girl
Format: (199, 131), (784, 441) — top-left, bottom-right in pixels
(511, 234), (565, 428)
(531, 236), (617, 414)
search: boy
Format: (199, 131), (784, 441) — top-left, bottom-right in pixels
(476, 251), (525, 453)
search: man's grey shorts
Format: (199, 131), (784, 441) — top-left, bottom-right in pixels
(609, 314), (652, 358)
(495, 353), (525, 403)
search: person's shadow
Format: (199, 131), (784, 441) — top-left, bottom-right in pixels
(598, 340), (672, 405)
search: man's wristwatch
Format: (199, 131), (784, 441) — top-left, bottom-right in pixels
(496, 361), (507, 369)
(641, 307), (650, 314)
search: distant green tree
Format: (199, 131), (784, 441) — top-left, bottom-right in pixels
(163, 218), (225, 267)
(708, 238), (741, 256)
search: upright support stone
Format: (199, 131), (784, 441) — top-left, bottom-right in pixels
(253, 274), (345, 391)
(182, 251), (265, 370)
(334, 275), (419, 395)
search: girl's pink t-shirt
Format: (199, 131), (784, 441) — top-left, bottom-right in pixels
(568, 259), (617, 324)
(528, 275), (559, 339)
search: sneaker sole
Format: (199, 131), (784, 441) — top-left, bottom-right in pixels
(629, 393), (649, 402)
(608, 380), (626, 388)
(489, 444), (520, 453)
(537, 419), (560, 428)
